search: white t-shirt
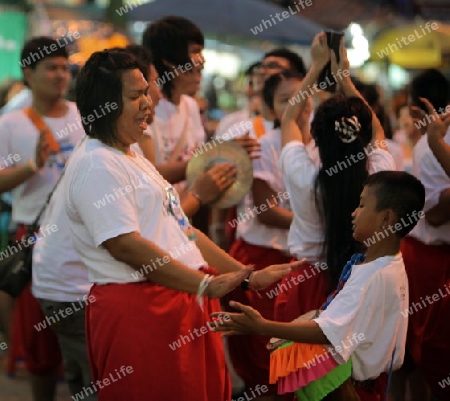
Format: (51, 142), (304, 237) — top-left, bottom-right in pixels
(0, 88), (32, 115)
(279, 141), (396, 261)
(236, 129), (317, 251)
(315, 253), (408, 380)
(32, 171), (91, 302)
(64, 138), (207, 284)
(214, 113), (273, 141)
(214, 109), (250, 140)
(0, 102), (84, 224)
(148, 95), (205, 164)
(408, 130), (450, 245)
(146, 95), (205, 192)
(386, 139), (404, 171)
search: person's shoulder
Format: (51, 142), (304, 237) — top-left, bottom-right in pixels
(66, 101), (80, 116)
(0, 109), (27, 124)
(353, 254), (405, 287)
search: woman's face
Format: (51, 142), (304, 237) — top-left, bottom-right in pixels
(171, 42), (204, 97)
(115, 68), (152, 148)
(398, 105), (414, 136)
(272, 78), (302, 121)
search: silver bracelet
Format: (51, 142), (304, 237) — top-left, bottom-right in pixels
(196, 274), (213, 310)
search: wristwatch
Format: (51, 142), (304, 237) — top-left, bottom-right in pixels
(240, 272), (253, 291)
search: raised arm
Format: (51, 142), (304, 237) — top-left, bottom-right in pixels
(281, 33), (329, 148)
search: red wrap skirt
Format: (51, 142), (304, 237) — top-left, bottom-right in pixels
(401, 236), (450, 399)
(85, 272), (231, 401)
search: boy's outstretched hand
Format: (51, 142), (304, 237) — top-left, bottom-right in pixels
(209, 301), (265, 335)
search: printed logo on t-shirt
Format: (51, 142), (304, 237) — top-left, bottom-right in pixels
(47, 139), (74, 170)
(165, 187), (196, 241)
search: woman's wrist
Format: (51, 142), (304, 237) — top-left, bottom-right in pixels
(189, 188), (204, 205)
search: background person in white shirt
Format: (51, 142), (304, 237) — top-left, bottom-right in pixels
(211, 170), (425, 400)
(400, 69), (450, 401)
(0, 36), (84, 401)
(141, 16), (241, 239)
(224, 70), (316, 401)
(65, 49), (295, 401)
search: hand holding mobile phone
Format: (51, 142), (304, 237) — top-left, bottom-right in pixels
(317, 31), (344, 93)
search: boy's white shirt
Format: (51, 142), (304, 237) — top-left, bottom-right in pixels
(314, 253), (408, 380)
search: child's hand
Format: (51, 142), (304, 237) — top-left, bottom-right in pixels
(209, 301), (265, 335)
(310, 32), (329, 70)
(420, 97), (450, 142)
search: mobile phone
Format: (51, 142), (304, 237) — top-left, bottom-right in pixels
(317, 31), (344, 93)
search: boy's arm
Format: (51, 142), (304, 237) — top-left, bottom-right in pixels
(211, 301), (330, 345)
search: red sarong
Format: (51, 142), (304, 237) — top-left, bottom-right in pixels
(85, 277), (231, 400)
(8, 225), (62, 376)
(224, 238), (292, 395)
(401, 236), (450, 399)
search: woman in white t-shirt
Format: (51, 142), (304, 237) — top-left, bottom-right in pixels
(65, 49), (294, 401)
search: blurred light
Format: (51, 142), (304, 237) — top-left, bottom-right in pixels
(349, 23), (363, 37)
(133, 21), (147, 34)
(352, 35), (369, 50)
(347, 22), (370, 68)
(203, 50), (240, 79)
(347, 48), (370, 67)
(388, 65), (410, 89)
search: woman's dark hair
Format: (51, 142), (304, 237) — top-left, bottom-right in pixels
(75, 49), (146, 145)
(311, 95), (373, 284)
(365, 171), (425, 237)
(142, 16), (204, 99)
(263, 48), (306, 78)
(262, 70), (303, 128)
(125, 44), (153, 79)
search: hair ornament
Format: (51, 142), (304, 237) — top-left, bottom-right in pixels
(334, 116), (361, 143)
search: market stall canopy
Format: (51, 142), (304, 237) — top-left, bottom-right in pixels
(370, 21), (450, 69)
(128, 0), (324, 45)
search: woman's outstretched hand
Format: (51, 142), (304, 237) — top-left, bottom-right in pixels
(206, 266), (253, 298)
(249, 259), (306, 291)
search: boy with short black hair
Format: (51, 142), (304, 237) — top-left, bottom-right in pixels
(211, 171), (425, 401)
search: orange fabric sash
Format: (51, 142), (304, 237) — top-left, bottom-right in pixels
(23, 107), (60, 153)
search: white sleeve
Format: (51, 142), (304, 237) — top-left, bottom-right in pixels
(214, 114), (235, 141)
(279, 141), (319, 189)
(314, 274), (383, 363)
(420, 145), (450, 211)
(0, 116), (13, 164)
(68, 159), (140, 247)
(368, 148), (396, 174)
(253, 138), (278, 191)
